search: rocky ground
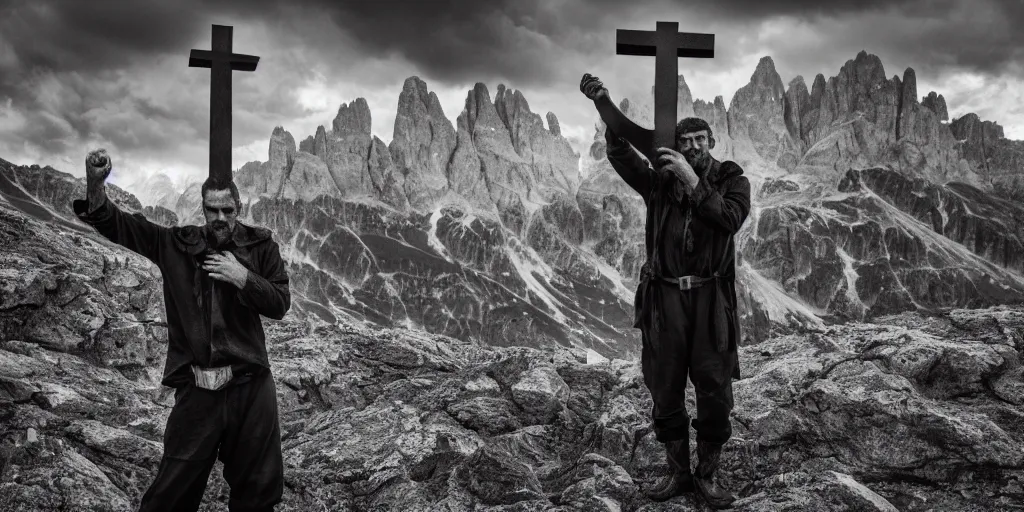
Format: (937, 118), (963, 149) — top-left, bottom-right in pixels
(2, 196), (1023, 511)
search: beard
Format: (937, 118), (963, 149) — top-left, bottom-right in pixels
(684, 149), (710, 172)
(206, 221), (233, 248)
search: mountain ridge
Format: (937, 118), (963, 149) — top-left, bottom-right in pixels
(4, 50), (1024, 359)
(127, 53), (1024, 208)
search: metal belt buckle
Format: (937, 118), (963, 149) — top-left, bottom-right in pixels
(679, 276), (692, 291)
(192, 365), (233, 391)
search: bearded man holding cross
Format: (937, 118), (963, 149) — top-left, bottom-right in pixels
(579, 22), (749, 508)
(582, 75), (748, 507)
(71, 25), (289, 512)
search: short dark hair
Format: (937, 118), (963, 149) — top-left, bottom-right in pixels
(201, 177), (241, 210)
(676, 117), (713, 140)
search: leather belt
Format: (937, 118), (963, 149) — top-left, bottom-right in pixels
(659, 274), (715, 291)
(191, 364), (233, 391)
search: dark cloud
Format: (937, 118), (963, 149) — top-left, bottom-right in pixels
(0, 0), (207, 73)
(682, 0), (927, 20)
(5, 0), (1021, 93)
(6, 0), (1024, 77)
(220, 0), (1024, 86)
(0, 0), (322, 166)
(276, 0), (636, 87)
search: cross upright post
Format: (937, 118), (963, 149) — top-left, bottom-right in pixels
(189, 25), (260, 184)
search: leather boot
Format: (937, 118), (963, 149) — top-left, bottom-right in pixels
(694, 440), (735, 509)
(644, 438), (694, 501)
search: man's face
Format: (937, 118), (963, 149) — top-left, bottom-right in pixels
(676, 130), (711, 169)
(203, 189), (238, 245)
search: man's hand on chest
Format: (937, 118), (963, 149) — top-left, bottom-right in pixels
(202, 251), (250, 289)
(656, 147), (699, 189)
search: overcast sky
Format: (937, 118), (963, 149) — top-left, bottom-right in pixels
(1, 0), (1022, 194)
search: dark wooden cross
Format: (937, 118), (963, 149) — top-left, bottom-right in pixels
(189, 25), (260, 183)
(594, 21), (714, 162)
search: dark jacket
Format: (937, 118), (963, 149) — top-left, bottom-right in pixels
(606, 135), (750, 360)
(72, 195), (291, 387)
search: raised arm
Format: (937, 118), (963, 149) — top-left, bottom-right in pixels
(71, 149), (168, 263)
(236, 240), (291, 320)
(581, 73), (655, 199)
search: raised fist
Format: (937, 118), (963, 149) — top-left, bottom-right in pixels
(580, 73), (609, 101)
(85, 148), (111, 183)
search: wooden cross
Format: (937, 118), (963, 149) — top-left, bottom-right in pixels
(189, 25), (260, 183)
(594, 21), (714, 161)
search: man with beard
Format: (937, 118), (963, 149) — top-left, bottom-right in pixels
(581, 75), (750, 508)
(73, 149), (290, 512)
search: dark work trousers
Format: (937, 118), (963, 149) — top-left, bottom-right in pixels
(138, 371), (283, 512)
(641, 280), (736, 444)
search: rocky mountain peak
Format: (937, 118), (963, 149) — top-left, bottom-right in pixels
(269, 126), (296, 168)
(332, 98), (372, 137)
(727, 55), (792, 168)
(493, 83), (580, 200)
(784, 75), (811, 143)
(922, 91), (949, 121)
(390, 75), (456, 209)
(901, 67), (918, 104)
(896, 67), (920, 140)
(956, 112), (982, 126)
(808, 73), (826, 110)
(401, 76), (431, 105)
(313, 125), (328, 156)
(545, 112), (560, 136)
(838, 50), (887, 92)
(494, 85), (547, 144)
(752, 56), (781, 86)
(692, 95), (729, 141)
(394, 76), (451, 133)
(464, 82), (494, 133)
(233, 126), (302, 204)
(393, 76), (454, 139)
(951, 113), (1005, 140)
(949, 113), (1024, 199)
(494, 83), (531, 137)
